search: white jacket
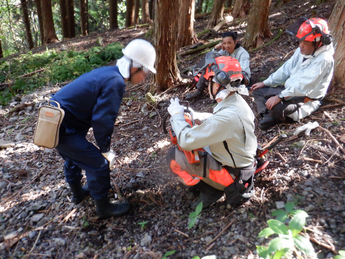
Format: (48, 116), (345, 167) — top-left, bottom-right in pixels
(170, 93), (257, 168)
(263, 44), (334, 120)
(218, 46), (251, 78)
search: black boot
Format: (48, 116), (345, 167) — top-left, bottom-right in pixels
(190, 181), (223, 210)
(68, 182), (90, 204)
(259, 114), (279, 130)
(185, 89), (202, 100)
(95, 197), (130, 219)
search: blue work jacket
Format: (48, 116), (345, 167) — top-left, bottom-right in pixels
(52, 66), (125, 153)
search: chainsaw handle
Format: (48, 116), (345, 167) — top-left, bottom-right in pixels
(257, 133), (287, 158)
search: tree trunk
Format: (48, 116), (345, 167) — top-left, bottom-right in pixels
(20, 0), (34, 49)
(60, 0), (69, 38)
(242, 0), (272, 49)
(134, 0), (140, 24)
(204, 0), (210, 13)
(66, 0), (75, 38)
(328, 0), (345, 89)
(141, 0), (152, 23)
(207, 0), (225, 29)
(178, 0), (198, 48)
(196, 0), (203, 13)
(149, 0), (154, 20)
(126, 0), (135, 27)
(41, 0), (59, 44)
(232, 0), (250, 18)
(80, 0), (88, 35)
(154, 0), (181, 92)
(109, 0), (118, 29)
(0, 40), (3, 58)
(225, 0), (232, 7)
(35, 0), (44, 44)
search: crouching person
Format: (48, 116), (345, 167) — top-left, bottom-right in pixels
(166, 57), (257, 209)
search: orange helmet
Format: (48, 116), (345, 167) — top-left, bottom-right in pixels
(204, 56), (243, 86)
(296, 18), (330, 43)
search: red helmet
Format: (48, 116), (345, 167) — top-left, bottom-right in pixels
(296, 18), (329, 42)
(204, 56), (243, 86)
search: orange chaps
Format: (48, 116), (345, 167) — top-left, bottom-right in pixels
(166, 147), (238, 191)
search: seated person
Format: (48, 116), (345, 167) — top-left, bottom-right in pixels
(251, 17), (334, 130)
(185, 31), (251, 100)
(166, 57), (257, 209)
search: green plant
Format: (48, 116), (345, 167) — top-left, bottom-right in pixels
(82, 217), (89, 227)
(256, 202), (316, 259)
(162, 250), (176, 259)
(138, 221), (148, 229)
(188, 201), (203, 229)
(335, 251), (345, 259)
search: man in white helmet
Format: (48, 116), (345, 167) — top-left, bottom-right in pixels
(51, 39), (156, 219)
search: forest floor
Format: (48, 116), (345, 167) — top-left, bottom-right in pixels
(1, 0), (345, 258)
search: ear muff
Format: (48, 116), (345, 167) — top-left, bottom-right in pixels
(214, 71), (230, 86)
(309, 21), (332, 45)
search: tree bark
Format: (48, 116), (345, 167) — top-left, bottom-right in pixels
(207, 0), (225, 29)
(141, 0), (152, 23)
(178, 0), (198, 48)
(232, 0), (250, 18)
(40, 0), (59, 44)
(154, 0), (181, 91)
(35, 0), (44, 44)
(0, 40), (3, 58)
(20, 0), (34, 49)
(126, 0), (135, 27)
(196, 0), (203, 13)
(134, 0), (140, 24)
(66, 0), (75, 38)
(242, 0), (272, 49)
(79, 0), (88, 35)
(109, 0), (118, 29)
(60, 0), (69, 38)
(328, 0), (345, 89)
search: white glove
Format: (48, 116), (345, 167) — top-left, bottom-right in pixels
(102, 150), (117, 169)
(167, 98), (184, 116)
(293, 121), (319, 136)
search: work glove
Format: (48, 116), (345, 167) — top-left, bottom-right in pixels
(293, 121), (319, 136)
(168, 98), (184, 116)
(102, 150), (117, 169)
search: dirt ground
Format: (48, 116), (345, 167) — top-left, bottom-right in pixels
(1, 0), (344, 258)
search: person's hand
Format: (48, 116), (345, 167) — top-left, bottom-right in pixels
(102, 150), (117, 169)
(214, 42), (223, 50)
(265, 95), (281, 110)
(251, 82), (265, 91)
(168, 98), (184, 116)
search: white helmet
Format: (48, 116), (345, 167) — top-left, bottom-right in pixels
(122, 39), (156, 74)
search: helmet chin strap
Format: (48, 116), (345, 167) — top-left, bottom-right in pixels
(128, 59), (144, 82)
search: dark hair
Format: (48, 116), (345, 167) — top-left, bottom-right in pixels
(222, 31), (241, 49)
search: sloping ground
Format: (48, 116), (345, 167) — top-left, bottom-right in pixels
(1, 0), (344, 258)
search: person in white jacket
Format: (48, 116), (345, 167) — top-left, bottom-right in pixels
(166, 57), (257, 210)
(185, 31), (251, 100)
(251, 18), (334, 130)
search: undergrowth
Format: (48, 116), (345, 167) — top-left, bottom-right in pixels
(0, 42), (123, 106)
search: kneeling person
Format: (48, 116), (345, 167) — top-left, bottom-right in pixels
(166, 58), (257, 209)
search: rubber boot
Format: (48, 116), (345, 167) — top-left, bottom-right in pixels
(68, 182), (90, 205)
(259, 114), (279, 130)
(190, 181), (223, 210)
(95, 197), (130, 219)
(185, 89), (202, 100)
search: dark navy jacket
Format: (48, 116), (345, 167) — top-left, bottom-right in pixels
(52, 66), (125, 153)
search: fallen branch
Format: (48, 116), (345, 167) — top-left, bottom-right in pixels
(302, 157), (323, 163)
(174, 228), (189, 238)
(179, 40), (221, 57)
(19, 68), (45, 78)
(248, 29), (283, 53)
(206, 218), (236, 249)
(318, 126), (345, 154)
(310, 236), (338, 255)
